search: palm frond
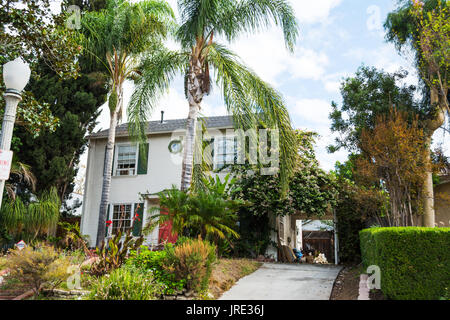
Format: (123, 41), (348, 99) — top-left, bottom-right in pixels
(207, 43), (297, 192)
(127, 48), (189, 143)
(214, 0), (299, 52)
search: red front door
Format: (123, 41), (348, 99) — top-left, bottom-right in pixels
(158, 209), (178, 244)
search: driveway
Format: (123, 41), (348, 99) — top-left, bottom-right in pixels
(219, 263), (342, 300)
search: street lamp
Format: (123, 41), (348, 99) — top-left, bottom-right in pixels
(0, 58), (31, 209)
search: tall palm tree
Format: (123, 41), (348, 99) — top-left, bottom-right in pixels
(81, 0), (175, 246)
(129, 0), (300, 192)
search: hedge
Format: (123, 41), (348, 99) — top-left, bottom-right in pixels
(360, 227), (450, 300)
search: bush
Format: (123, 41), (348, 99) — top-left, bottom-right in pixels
(360, 227), (450, 300)
(164, 237), (216, 293)
(90, 228), (144, 276)
(87, 265), (163, 300)
(5, 244), (71, 296)
(127, 246), (185, 295)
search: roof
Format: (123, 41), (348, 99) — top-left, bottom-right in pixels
(88, 115), (234, 139)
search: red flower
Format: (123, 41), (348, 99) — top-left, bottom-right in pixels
(106, 220), (112, 226)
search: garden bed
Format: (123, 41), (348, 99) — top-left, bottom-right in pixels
(329, 266), (361, 300)
(208, 259), (262, 299)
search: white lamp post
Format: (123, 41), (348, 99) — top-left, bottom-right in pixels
(0, 58), (31, 209)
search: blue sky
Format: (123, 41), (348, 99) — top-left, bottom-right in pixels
(90, 0), (449, 173)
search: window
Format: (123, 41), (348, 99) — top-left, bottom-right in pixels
(214, 136), (237, 170)
(116, 145), (137, 176)
(111, 204), (133, 234)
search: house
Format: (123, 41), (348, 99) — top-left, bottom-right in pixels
(79, 113), (333, 260)
(80, 115), (237, 247)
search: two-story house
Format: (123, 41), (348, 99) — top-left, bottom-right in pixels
(80, 115), (239, 247)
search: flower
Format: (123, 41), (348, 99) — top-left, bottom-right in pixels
(106, 220), (113, 226)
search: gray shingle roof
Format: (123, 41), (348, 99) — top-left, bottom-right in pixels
(88, 115), (234, 139)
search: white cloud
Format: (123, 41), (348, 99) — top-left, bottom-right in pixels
(291, 98), (332, 126)
(290, 0), (342, 24)
(287, 48), (330, 81)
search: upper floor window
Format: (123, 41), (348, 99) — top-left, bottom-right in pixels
(116, 145), (137, 176)
(214, 136), (237, 170)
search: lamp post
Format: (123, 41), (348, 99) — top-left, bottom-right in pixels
(0, 58), (31, 209)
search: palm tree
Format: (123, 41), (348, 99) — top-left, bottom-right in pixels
(145, 184), (242, 245)
(129, 0), (300, 192)
(81, 0), (175, 245)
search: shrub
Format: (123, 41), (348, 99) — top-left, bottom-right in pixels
(164, 237), (216, 293)
(87, 265), (163, 300)
(90, 228), (144, 276)
(127, 246), (185, 295)
(360, 227), (450, 300)
(5, 244), (71, 296)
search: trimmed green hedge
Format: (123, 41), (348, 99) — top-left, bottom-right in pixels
(360, 227), (450, 300)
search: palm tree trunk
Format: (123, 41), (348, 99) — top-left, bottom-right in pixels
(181, 58), (205, 191)
(181, 102), (200, 191)
(95, 87), (122, 246)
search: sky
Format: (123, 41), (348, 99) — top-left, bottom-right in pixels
(71, 0), (449, 189)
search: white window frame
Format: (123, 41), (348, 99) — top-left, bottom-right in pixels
(113, 143), (139, 177)
(213, 135), (237, 171)
(108, 203), (134, 237)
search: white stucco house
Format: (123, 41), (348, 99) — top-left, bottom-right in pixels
(80, 115), (237, 247)
(79, 114), (314, 261)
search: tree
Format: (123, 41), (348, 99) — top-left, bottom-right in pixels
(231, 130), (338, 257)
(81, 0), (175, 246)
(329, 66), (424, 153)
(13, 63), (108, 213)
(128, 0), (300, 193)
(356, 109), (428, 226)
(0, 0), (81, 132)
(385, 0), (449, 226)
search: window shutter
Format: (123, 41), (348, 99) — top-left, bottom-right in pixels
(105, 204), (110, 237)
(137, 143), (149, 175)
(132, 203), (144, 237)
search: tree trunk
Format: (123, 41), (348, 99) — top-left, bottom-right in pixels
(180, 102), (200, 191)
(95, 87), (122, 246)
(422, 138), (435, 227)
(180, 56), (205, 191)
(422, 88), (446, 227)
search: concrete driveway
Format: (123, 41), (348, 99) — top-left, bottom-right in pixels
(219, 263), (342, 300)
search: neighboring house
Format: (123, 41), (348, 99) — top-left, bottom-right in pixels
(80, 115), (236, 247)
(434, 175), (450, 227)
